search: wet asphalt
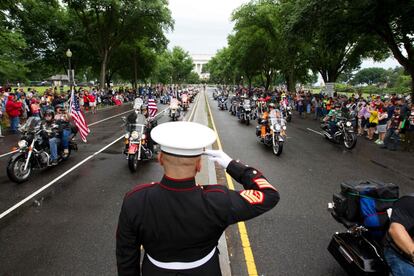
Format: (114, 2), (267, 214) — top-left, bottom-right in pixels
(0, 89), (413, 276)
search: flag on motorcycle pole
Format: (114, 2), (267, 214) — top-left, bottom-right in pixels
(69, 90), (90, 142)
(148, 98), (158, 119)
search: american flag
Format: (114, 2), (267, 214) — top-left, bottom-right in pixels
(70, 91), (90, 142)
(148, 98), (158, 118)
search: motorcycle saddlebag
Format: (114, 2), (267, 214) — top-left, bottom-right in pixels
(328, 233), (389, 275)
(337, 180), (399, 225)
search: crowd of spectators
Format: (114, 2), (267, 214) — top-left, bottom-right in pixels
(292, 90), (413, 152)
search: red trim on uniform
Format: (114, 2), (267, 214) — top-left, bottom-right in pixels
(164, 175), (195, 182)
(205, 184), (225, 187)
(125, 183), (157, 198)
(159, 182), (199, 192)
(203, 189), (225, 194)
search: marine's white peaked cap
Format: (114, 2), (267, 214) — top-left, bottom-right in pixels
(151, 122), (217, 156)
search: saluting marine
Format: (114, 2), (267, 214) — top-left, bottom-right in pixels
(116, 121), (280, 275)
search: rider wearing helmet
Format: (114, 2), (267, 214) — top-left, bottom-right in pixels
(324, 103), (342, 137)
(55, 104), (72, 157)
(43, 109), (59, 166)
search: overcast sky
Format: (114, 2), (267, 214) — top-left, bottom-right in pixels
(166, 0), (400, 69)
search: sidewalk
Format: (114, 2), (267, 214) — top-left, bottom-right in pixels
(192, 91), (232, 276)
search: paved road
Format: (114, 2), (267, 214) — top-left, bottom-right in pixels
(205, 88), (414, 276)
(0, 100), (193, 275)
(0, 88), (413, 276)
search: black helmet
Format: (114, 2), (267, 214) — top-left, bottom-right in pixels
(44, 109), (55, 117)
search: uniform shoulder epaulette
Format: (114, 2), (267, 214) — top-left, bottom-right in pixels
(125, 182), (158, 198)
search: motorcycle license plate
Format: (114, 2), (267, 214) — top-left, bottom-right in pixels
(128, 144), (138, 154)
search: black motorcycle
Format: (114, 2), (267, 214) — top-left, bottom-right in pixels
(321, 117), (357, 149)
(229, 97), (240, 116)
(218, 96), (228, 110)
(7, 117), (78, 183)
(327, 180), (402, 276)
(282, 106), (293, 122)
(238, 99), (253, 125)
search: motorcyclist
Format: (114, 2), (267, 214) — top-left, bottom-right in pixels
(43, 109), (60, 166)
(270, 106), (287, 138)
(323, 103), (342, 137)
(54, 105), (72, 157)
(384, 194), (414, 275)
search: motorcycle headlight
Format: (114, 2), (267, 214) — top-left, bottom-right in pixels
(124, 133), (130, 139)
(346, 121), (352, 127)
(282, 125), (287, 130)
(131, 131), (139, 140)
(18, 140), (28, 149)
(287, 107), (291, 110)
(274, 124), (281, 131)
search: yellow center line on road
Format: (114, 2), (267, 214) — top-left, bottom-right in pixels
(204, 92), (258, 276)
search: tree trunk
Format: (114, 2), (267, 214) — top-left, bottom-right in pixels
(99, 49), (109, 91)
(411, 71), (414, 101)
(106, 74), (111, 89)
(133, 52), (138, 90)
(286, 70), (296, 93)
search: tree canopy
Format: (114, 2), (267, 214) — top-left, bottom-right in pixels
(0, 0), (175, 88)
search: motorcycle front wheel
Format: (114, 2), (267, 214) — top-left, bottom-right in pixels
(128, 153), (139, 172)
(343, 132), (357, 149)
(273, 140), (283, 156)
(7, 155), (32, 183)
(245, 118), (250, 126)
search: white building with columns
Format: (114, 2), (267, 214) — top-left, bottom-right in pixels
(191, 54), (213, 80)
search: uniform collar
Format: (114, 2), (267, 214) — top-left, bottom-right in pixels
(160, 175), (197, 191)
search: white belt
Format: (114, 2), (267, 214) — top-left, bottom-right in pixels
(147, 247), (216, 270)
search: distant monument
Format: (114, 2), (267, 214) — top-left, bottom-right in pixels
(191, 54), (213, 80)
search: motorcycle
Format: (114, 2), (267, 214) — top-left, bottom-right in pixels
(169, 99), (181, 121)
(218, 96), (228, 110)
(283, 106), (292, 122)
(229, 97), (240, 116)
(7, 117), (78, 183)
(123, 118), (154, 172)
(327, 180), (401, 275)
(238, 99), (252, 125)
(160, 95), (170, 105)
(321, 117), (357, 149)
(181, 94), (189, 112)
(256, 117), (286, 156)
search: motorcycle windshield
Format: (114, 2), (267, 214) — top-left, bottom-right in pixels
(21, 117), (41, 132)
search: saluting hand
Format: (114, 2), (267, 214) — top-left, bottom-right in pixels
(204, 149), (232, 169)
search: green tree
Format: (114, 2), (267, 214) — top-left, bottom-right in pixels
(6, 0), (87, 81)
(351, 68), (388, 85)
(110, 38), (160, 88)
(169, 47), (194, 84)
(206, 47), (236, 84)
(295, 0), (414, 97)
(66, 0), (173, 90)
(186, 72), (200, 84)
(289, 0), (388, 84)
(0, 3), (28, 83)
(230, 0), (281, 89)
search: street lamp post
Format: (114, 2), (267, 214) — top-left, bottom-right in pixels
(66, 49), (73, 93)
